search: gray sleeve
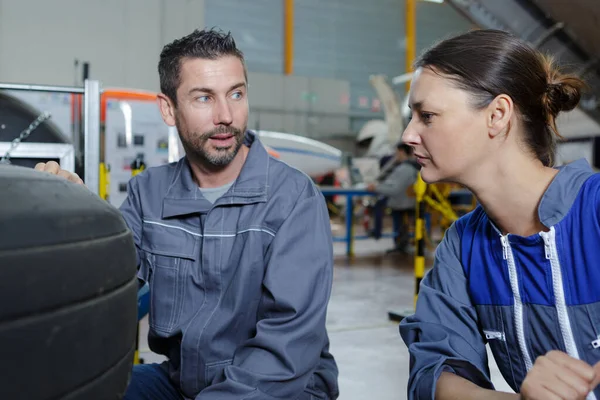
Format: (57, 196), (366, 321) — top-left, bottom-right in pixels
(197, 187), (334, 399)
(399, 222), (494, 400)
(376, 163), (416, 197)
(118, 177), (143, 268)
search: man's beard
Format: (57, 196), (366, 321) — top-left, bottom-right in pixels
(177, 123), (246, 168)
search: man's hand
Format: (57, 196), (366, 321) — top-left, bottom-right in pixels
(520, 350), (600, 400)
(34, 161), (84, 185)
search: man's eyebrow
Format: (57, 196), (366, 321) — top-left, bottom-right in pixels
(228, 82), (246, 91)
(188, 82), (246, 96)
(188, 87), (215, 95)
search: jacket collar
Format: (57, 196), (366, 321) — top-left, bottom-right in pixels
(538, 158), (595, 227)
(161, 130), (269, 218)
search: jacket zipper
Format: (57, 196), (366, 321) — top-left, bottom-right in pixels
(500, 235), (534, 371)
(540, 228), (596, 400)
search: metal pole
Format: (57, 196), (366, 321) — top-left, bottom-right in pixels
(346, 194), (354, 257)
(84, 80), (101, 195)
(405, 0), (416, 93)
(0, 83), (84, 94)
(412, 174), (427, 308)
(388, 173), (428, 322)
(284, 0), (294, 75)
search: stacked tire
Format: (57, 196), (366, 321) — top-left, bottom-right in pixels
(0, 165), (138, 399)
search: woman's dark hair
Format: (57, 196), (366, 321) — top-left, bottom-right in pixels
(415, 29), (587, 166)
(158, 28), (247, 106)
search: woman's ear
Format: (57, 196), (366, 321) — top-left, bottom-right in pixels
(487, 94), (514, 138)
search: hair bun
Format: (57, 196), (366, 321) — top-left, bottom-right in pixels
(541, 57), (586, 119)
(543, 78), (583, 116)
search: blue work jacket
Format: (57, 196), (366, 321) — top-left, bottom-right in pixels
(120, 131), (339, 399)
(401, 159), (600, 400)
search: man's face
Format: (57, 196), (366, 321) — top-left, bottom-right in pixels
(159, 55), (249, 167)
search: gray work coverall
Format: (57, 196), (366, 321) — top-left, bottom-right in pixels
(119, 131), (339, 399)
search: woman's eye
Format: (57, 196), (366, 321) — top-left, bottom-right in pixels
(421, 112), (434, 124)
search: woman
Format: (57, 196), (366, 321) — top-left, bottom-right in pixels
(399, 29), (600, 400)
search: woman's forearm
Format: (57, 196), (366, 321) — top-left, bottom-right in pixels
(435, 372), (520, 400)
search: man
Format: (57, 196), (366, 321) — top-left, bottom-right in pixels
(367, 143), (420, 253)
(34, 28), (339, 400)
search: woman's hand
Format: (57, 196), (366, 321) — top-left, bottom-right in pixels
(520, 350), (600, 400)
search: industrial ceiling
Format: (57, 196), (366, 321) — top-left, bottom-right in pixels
(446, 0), (600, 138)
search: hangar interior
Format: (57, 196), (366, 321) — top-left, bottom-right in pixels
(2, 0), (600, 399)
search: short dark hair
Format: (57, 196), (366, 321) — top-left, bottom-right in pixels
(397, 143), (413, 155)
(158, 28), (247, 105)
(415, 29), (586, 167)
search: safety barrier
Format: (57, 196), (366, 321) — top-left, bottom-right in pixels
(388, 175), (472, 321)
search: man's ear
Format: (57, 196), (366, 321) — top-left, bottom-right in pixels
(157, 94), (177, 127)
(487, 94), (514, 138)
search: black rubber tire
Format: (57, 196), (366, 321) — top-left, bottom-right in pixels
(0, 165), (138, 400)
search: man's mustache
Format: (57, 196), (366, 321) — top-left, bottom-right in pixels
(201, 126), (243, 139)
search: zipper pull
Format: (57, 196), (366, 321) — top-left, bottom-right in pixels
(484, 330), (506, 341)
(541, 232), (551, 260)
(500, 236), (508, 260)
(592, 336), (600, 349)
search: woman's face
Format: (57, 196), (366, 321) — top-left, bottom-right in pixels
(402, 67), (491, 184)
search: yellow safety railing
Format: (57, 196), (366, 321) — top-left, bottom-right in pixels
(412, 173), (427, 308)
(98, 162), (110, 201)
(411, 177), (474, 306)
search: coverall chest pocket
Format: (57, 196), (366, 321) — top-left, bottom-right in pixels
(140, 221), (199, 335)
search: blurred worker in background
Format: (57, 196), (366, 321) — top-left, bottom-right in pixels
(34, 28), (339, 400)
(368, 143), (419, 253)
(399, 29), (600, 400)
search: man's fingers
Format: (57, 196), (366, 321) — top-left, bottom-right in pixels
(547, 350), (596, 382)
(58, 169), (76, 182)
(34, 160), (60, 174)
(71, 174), (84, 185)
(44, 161), (60, 174)
(34, 162), (83, 185)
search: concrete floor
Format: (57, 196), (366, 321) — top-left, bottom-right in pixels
(137, 236), (515, 399)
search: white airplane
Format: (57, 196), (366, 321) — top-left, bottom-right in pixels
(255, 130), (343, 178)
(356, 73), (411, 159)
(255, 74), (412, 182)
